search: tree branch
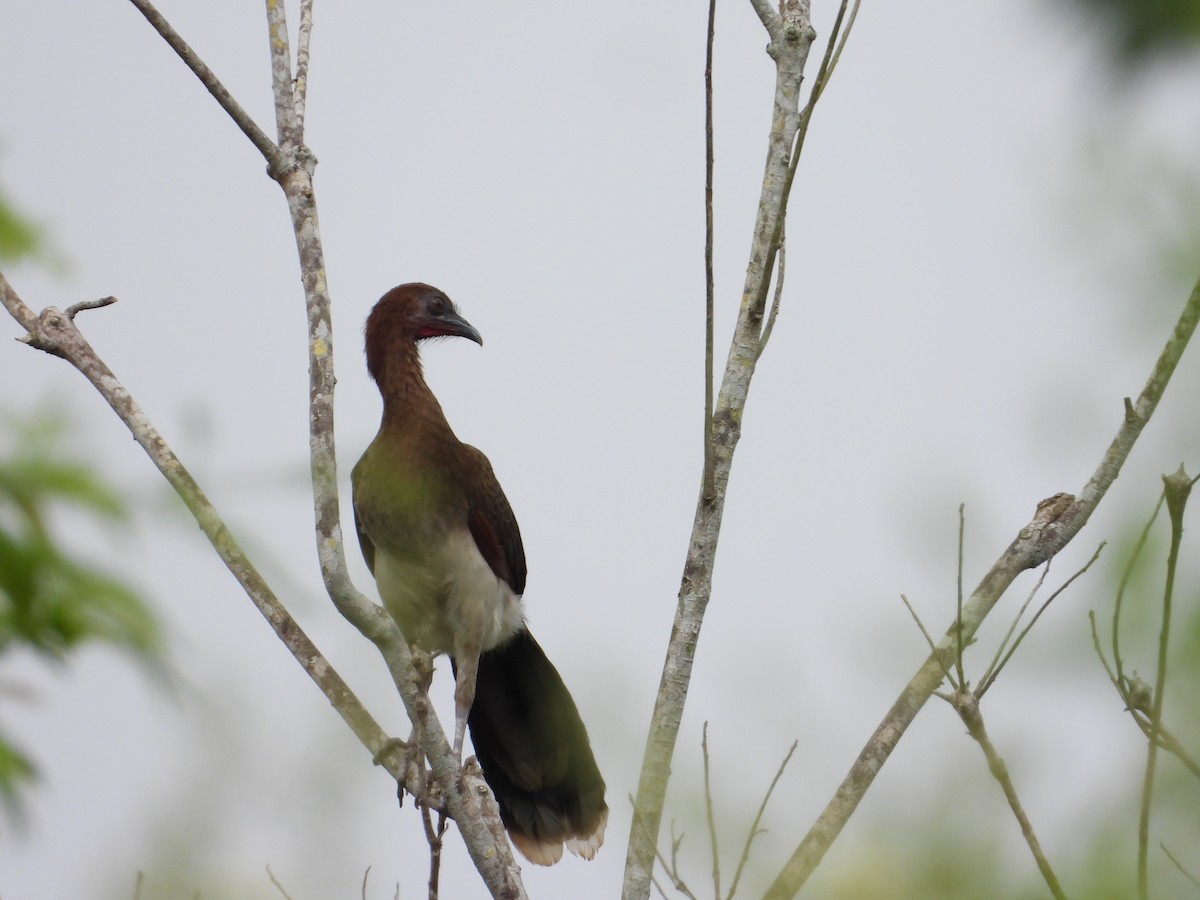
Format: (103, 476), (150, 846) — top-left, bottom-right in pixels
(250, 4), (523, 894)
(105, 3), (525, 894)
(763, 272), (1200, 899)
(0, 272), (417, 793)
(622, 4), (818, 898)
(293, 0), (315, 134)
(126, 0), (280, 168)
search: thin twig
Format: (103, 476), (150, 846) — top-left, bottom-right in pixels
(899, 595), (957, 688)
(1090, 613), (1200, 779)
(702, 0), (717, 505)
(423, 805), (449, 900)
(755, 0), (860, 324)
(622, 7), (821, 897)
(1114, 491), (1166, 686)
(702, 724), (722, 900)
(808, 0), (861, 108)
(266, 865), (295, 900)
(65, 296), (117, 319)
(1138, 466), (1192, 899)
(726, 740), (798, 900)
(955, 503), (966, 687)
(1089, 611), (1117, 685)
(652, 822), (700, 900)
(1162, 842), (1200, 889)
(978, 562), (1051, 695)
(977, 543), (1105, 699)
(125, 0), (279, 167)
(754, 232), (785, 360)
(950, 689), (1067, 900)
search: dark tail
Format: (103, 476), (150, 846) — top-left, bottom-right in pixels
(463, 628), (608, 866)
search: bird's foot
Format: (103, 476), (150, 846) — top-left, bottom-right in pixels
(373, 733), (433, 807)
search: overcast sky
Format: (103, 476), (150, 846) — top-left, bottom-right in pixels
(3, 2), (1200, 898)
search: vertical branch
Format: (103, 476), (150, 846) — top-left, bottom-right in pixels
(622, 4), (817, 899)
(702, 724), (722, 900)
(263, 0), (302, 146)
(952, 689), (1067, 900)
(293, 0), (314, 133)
(1137, 466), (1192, 899)
(253, 5), (523, 896)
(120, 2), (525, 894)
(702, 0), (717, 504)
(955, 503), (966, 687)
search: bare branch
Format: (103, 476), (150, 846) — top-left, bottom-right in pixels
(764, 273), (1200, 899)
(899, 595), (957, 688)
(1162, 842), (1200, 889)
(726, 740), (797, 900)
(267, 865), (296, 900)
(978, 562), (1052, 695)
(702, 0), (717, 505)
(1, 269), (39, 334)
(955, 503), (966, 687)
(622, 7), (818, 897)
(70, 5), (526, 892)
(263, 0), (302, 147)
(702, 724), (721, 900)
(977, 543), (1105, 699)
(1138, 465), (1193, 899)
(293, 0), (315, 133)
(754, 232), (785, 361)
(806, 0), (861, 109)
(245, 4), (523, 892)
(1090, 616), (1200, 780)
(949, 689), (1067, 900)
(1, 274), (420, 795)
(65, 296), (117, 319)
(125, 0), (279, 167)
(747, 0), (780, 31)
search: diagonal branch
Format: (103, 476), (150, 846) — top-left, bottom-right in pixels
(0, 273), (417, 795)
(763, 272), (1200, 899)
(126, 0), (279, 168)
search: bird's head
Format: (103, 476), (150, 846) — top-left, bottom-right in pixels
(365, 283), (482, 380)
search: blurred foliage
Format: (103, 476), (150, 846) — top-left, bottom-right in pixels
(1059, 0), (1200, 63)
(0, 411), (162, 813)
(0, 179), (40, 263)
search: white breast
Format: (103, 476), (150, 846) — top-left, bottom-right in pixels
(372, 527), (525, 658)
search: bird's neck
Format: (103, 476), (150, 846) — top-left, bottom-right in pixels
(373, 342), (456, 440)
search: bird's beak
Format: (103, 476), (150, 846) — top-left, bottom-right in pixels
(422, 310), (483, 346)
(445, 312), (483, 347)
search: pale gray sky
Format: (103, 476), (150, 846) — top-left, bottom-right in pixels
(2, 1), (1199, 898)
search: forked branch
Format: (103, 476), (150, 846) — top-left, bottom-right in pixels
(764, 274), (1200, 898)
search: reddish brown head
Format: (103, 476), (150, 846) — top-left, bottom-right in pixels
(365, 283), (483, 383)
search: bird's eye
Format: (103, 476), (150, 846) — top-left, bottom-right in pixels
(428, 295), (446, 316)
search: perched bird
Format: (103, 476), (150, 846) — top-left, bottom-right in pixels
(352, 283), (607, 865)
